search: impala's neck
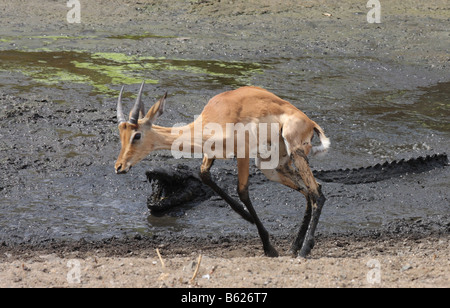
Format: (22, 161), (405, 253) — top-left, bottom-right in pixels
(151, 125), (181, 150)
(151, 121), (203, 154)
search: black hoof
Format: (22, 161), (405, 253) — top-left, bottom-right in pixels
(265, 246), (279, 258)
(298, 240), (315, 258)
(289, 243), (302, 256)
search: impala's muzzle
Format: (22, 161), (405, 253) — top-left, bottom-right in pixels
(115, 162), (131, 174)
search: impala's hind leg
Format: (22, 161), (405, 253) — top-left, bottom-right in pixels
(256, 142), (312, 255)
(290, 197), (312, 255)
(290, 149), (326, 257)
(238, 157), (278, 257)
(282, 123), (326, 257)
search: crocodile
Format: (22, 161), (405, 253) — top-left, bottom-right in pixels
(146, 164), (214, 214)
(146, 154), (448, 213)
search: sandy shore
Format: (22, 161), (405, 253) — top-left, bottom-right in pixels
(1, 234), (449, 288)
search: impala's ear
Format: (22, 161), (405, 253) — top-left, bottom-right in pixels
(144, 92), (167, 124)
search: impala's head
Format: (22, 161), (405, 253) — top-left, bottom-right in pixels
(115, 81), (167, 174)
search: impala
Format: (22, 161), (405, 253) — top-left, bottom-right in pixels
(115, 81), (330, 257)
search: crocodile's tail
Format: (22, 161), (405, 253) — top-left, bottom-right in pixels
(311, 123), (330, 156)
(313, 153), (448, 184)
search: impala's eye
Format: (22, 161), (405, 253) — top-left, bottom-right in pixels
(133, 133), (142, 142)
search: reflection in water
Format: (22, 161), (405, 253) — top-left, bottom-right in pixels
(351, 82), (449, 133)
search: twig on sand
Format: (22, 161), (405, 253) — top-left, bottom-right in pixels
(156, 248), (166, 269)
(190, 254), (202, 284)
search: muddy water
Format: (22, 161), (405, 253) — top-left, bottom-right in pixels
(0, 38), (449, 244)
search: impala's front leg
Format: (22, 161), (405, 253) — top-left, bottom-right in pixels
(237, 157), (278, 257)
(199, 156), (255, 224)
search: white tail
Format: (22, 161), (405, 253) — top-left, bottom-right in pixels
(311, 125), (330, 156)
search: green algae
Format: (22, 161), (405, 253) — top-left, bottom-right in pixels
(0, 49), (267, 96)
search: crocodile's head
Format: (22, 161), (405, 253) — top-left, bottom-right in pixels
(146, 164), (209, 213)
(147, 166), (187, 205)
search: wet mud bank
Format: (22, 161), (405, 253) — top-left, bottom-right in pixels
(1, 214), (449, 263)
(0, 88), (448, 257)
(0, 0), (449, 257)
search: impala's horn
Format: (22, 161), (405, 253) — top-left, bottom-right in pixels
(129, 81), (145, 125)
(117, 86), (126, 124)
